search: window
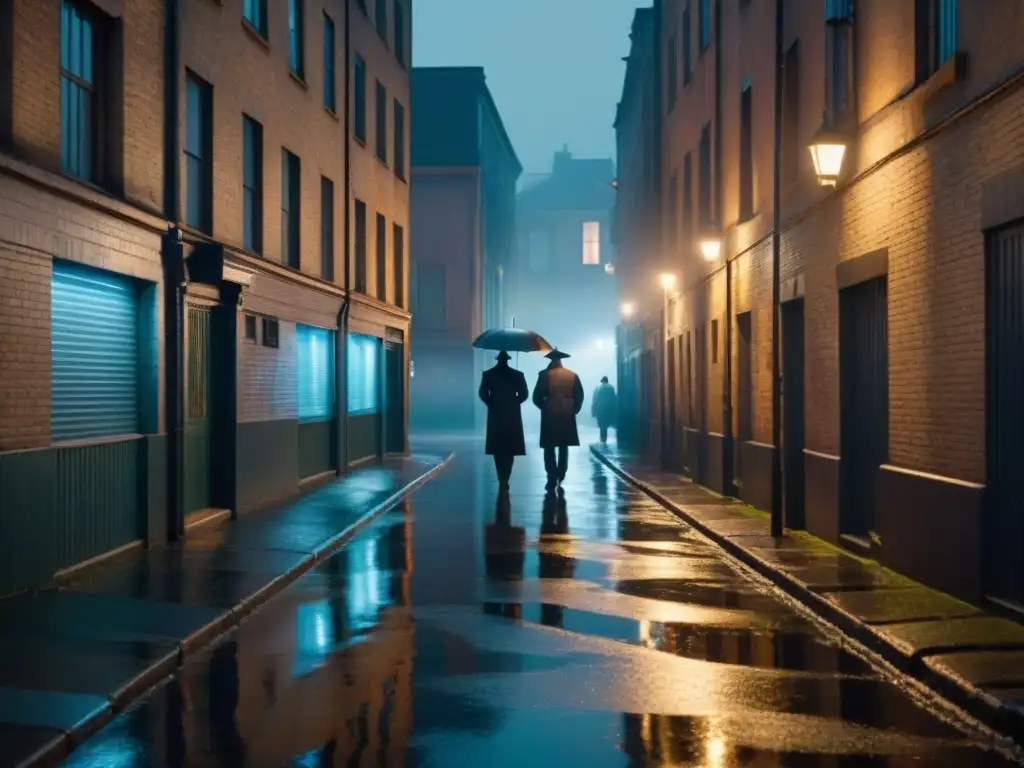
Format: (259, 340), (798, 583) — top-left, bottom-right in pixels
(348, 334), (380, 415)
(698, 123), (712, 226)
(355, 199), (367, 292)
(393, 223), (405, 308)
(916, 0), (957, 81)
(393, 99), (405, 180)
(583, 221), (601, 265)
(826, 1), (852, 120)
(376, 213), (387, 301)
(244, 314), (257, 341)
(375, 81), (387, 164)
(711, 319), (719, 364)
(321, 176), (334, 280)
(323, 12), (336, 111)
(282, 150), (301, 268)
(394, 1), (406, 66)
(297, 324), (335, 422)
(243, 0), (267, 37)
(262, 317), (279, 348)
(682, 5), (692, 83)
(242, 115), (263, 253)
(51, 260), (141, 442)
(683, 152), (693, 252)
(699, 0), (711, 50)
(668, 173), (678, 252)
(782, 41), (801, 183)
(354, 55), (367, 142)
(185, 71), (213, 234)
(413, 264), (446, 329)
(375, 0), (387, 44)
(289, 0), (304, 78)
(667, 32), (677, 111)
(739, 83), (753, 221)
(60, 0), (98, 181)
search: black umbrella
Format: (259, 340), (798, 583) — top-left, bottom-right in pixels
(472, 327), (553, 354)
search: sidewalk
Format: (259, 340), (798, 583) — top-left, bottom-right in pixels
(592, 442), (1024, 744)
(0, 451), (450, 768)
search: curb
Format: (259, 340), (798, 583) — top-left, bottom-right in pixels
(23, 454), (452, 768)
(590, 445), (1024, 747)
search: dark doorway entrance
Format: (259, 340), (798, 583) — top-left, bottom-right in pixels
(185, 302), (214, 519)
(665, 338), (677, 469)
(985, 223), (1024, 605)
(782, 299), (806, 529)
(839, 277), (889, 540)
(695, 323), (709, 484)
(736, 312), (753, 493)
(385, 341), (405, 454)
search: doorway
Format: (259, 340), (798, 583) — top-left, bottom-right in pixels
(782, 299), (806, 529)
(385, 341), (405, 454)
(985, 223), (1024, 605)
(184, 302), (213, 520)
(665, 338), (677, 469)
(736, 312), (753, 492)
(839, 277), (889, 540)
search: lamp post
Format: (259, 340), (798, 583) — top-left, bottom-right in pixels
(809, 126), (848, 188)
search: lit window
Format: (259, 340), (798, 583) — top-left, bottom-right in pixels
(583, 221), (601, 265)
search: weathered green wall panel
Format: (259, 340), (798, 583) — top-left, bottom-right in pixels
(348, 413), (380, 465)
(236, 419), (299, 514)
(299, 419), (335, 480)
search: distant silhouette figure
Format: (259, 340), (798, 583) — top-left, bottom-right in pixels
(532, 349), (585, 492)
(478, 350), (529, 489)
(592, 376), (617, 444)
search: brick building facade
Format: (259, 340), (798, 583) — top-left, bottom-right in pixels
(0, 0), (410, 595)
(617, 0), (1024, 603)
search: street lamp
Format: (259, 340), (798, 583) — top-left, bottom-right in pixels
(808, 126), (848, 187)
(659, 272), (677, 292)
(621, 301), (636, 319)
(698, 231), (723, 262)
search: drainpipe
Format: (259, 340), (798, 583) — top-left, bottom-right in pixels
(715, 0), (733, 497)
(652, 0), (663, 462)
(770, 0), (785, 537)
(337, 0), (353, 475)
(162, 0), (185, 541)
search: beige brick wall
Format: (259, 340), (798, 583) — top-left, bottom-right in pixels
(237, 317), (299, 424)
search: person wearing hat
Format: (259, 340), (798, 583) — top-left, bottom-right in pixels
(478, 350), (530, 490)
(532, 348), (585, 492)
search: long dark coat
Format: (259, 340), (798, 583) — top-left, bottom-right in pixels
(478, 364), (529, 456)
(592, 383), (617, 428)
(532, 363), (585, 449)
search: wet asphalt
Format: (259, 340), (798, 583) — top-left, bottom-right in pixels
(61, 437), (1020, 767)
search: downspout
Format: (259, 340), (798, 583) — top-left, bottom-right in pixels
(162, 0), (185, 541)
(770, 0), (785, 536)
(652, 0), (663, 460)
(716, 0), (734, 496)
(337, 0), (353, 474)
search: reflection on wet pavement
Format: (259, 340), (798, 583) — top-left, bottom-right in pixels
(63, 441), (1018, 766)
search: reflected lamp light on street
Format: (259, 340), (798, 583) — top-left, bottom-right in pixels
(659, 272), (677, 292)
(808, 127), (848, 187)
(621, 301), (636, 319)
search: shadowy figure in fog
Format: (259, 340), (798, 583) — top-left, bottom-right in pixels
(592, 376), (617, 444)
(532, 349), (585, 492)
(478, 350), (529, 490)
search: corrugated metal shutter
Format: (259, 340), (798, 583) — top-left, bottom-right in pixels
(297, 324), (335, 421)
(51, 260), (139, 442)
(347, 333), (380, 415)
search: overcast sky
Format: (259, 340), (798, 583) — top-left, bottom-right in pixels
(412, 0), (636, 175)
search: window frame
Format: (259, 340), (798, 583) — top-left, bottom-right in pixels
(682, 4), (692, 84)
(242, 114), (264, 254)
(393, 98), (405, 180)
(243, 0), (268, 37)
(321, 176), (334, 281)
(323, 12), (336, 112)
(698, 122), (712, 227)
(698, 0), (711, 51)
(185, 70), (214, 235)
(582, 221), (601, 265)
(739, 82), (754, 221)
(354, 54), (367, 143)
(393, 0), (406, 66)
(289, 0), (305, 79)
(376, 212), (387, 302)
(355, 199), (368, 293)
(393, 222), (405, 308)
(375, 0), (388, 45)
(375, 80), (388, 164)
(60, 0), (101, 183)
(281, 149), (301, 269)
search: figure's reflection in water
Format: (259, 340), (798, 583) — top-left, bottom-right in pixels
(483, 492), (527, 620)
(539, 491), (574, 629)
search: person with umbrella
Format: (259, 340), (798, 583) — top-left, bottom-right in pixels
(532, 349), (585, 492)
(478, 350), (530, 490)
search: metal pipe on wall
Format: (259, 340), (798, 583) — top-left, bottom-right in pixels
(338, 0), (353, 474)
(770, 0), (785, 537)
(715, 0), (733, 496)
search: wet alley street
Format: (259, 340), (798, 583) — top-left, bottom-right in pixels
(62, 439), (1019, 767)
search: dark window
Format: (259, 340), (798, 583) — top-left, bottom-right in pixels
(414, 264), (446, 329)
(699, 0), (711, 50)
(916, 0), (957, 81)
(698, 123), (712, 226)
(826, 1), (852, 120)
(393, 223), (405, 308)
(393, 99), (405, 180)
(242, 114), (263, 253)
(60, 0), (101, 182)
(281, 150), (301, 268)
(185, 71), (213, 234)
(321, 176), (334, 281)
(375, 0), (387, 44)
(667, 32), (677, 111)
(669, 173), (678, 252)
(682, 152), (693, 253)
(323, 13), (336, 111)
(354, 55), (367, 142)
(243, 0), (267, 36)
(711, 319), (719, 364)
(289, 0), (304, 78)
(355, 199), (367, 292)
(682, 5), (692, 84)
(262, 317), (279, 348)
(356, 0), (366, 12)
(244, 314), (258, 341)
(394, 1), (406, 66)
(782, 41), (801, 183)
(739, 83), (753, 221)
(376, 213), (387, 301)
(375, 81), (387, 163)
